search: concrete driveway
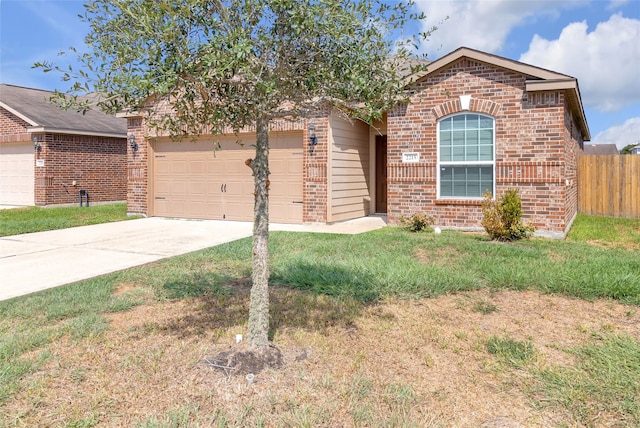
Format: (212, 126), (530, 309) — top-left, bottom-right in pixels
(0, 216), (386, 302)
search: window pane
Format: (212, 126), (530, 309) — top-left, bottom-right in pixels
(479, 129), (493, 143)
(452, 115), (466, 130)
(440, 118), (451, 131)
(452, 130), (465, 145)
(479, 145), (493, 161)
(467, 130), (479, 145)
(440, 167), (452, 180)
(480, 167), (493, 181)
(441, 181), (453, 196)
(452, 145), (465, 161)
(440, 167), (453, 196)
(467, 167), (480, 181)
(441, 132), (452, 146)
(439, 166), (494, 198)
(441, 147), (451, 161)
(480, 166), (494, 196)
(479, 116), (493, 128)
(467, 145), (479, 160)
(467, 182), (480, 196)
(466, 114), (479, 127)
(453, 182), (467, 196)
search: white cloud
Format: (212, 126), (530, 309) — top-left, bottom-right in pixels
(591, 117), (640, 150)
(607, 0), (630, 11)
(413, 0), (580, 56)
(519, 13), (640, 112)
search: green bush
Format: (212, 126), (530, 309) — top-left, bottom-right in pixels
(398, 213), (435, 232)
(481, 189), (535, 241)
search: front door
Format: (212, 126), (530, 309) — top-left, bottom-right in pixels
(375, 135), (387, 213)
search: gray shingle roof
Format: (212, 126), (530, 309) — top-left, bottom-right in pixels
(0, 84), (125, 136)
(583, 144), (619, 155)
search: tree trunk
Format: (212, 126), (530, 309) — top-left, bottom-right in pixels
(248, 115), (270, 348)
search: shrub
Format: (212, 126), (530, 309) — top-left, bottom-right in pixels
(481, 189), (535, 241)
(398, 213), (435, 233)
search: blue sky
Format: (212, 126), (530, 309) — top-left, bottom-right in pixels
(1, 0), (639, 148)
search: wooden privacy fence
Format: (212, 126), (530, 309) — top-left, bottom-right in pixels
(578, 155), (640, 218)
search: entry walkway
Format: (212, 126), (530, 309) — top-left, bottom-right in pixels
(0, 216), (387, 301)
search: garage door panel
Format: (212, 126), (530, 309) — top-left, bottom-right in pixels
(271, 201), (302, 223)
(0, 142), (35, 206)
(225, 180), (252, 197)
(189, 181), (207, 196)
(152, 133), (302, 223)
(190, 160), (206, 174)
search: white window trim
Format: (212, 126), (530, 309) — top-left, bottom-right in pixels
(436, 113), (496, 200)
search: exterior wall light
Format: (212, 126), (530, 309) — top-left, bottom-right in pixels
(308, 123), (318, 146)
(128, 133), (138, 152)
(32, 136), (42, 152)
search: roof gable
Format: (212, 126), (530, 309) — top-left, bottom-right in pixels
(0, 84), (125, 137)
(412, 47), (590, 141)
(416, 47), (572, 82)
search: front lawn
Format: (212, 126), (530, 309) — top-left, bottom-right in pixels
(0, 203), (139, 236)
(1, 215), (639, 426)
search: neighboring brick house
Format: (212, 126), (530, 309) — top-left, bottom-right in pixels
(0, 84), (127, 207)
(123, 47), (590, 238)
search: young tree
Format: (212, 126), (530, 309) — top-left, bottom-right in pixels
(37, 0), (430, 348)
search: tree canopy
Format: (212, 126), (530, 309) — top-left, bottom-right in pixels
(37, 0), (430, 348)
(40, 0), (429, 136)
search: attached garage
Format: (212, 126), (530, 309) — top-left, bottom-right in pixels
(151, 132), (303, 223)
(0, 141), (34, 206)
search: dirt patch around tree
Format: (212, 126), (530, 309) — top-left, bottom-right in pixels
(3, 288), (638, 427)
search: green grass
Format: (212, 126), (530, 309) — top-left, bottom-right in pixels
(266, 224), (640, 305)
(567, 213), (640, 249)
(486, 335), (536, 368)
(0, 214), (639, 423)
(0, 275), (144, 406)
(534, 334), (640, 426)
(0, 203), (139, 236)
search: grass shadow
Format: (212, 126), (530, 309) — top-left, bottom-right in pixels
(156, 262), (378, 340)
(162, 271), (236, 299)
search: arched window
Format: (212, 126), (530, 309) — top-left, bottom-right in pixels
(437, 113), (495, 199)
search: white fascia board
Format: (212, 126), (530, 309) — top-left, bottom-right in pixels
(27, 126), (126, 139)
(0, 101), (39, 126)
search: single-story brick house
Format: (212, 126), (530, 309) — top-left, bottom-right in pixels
(123, 47), (590, 238)
(0, 84), (127, 207)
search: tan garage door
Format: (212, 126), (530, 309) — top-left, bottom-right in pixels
(0, 142), (34, 206)
(152, 132), (303, 223)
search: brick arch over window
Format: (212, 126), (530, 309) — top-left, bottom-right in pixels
(432, 98), (500, 120)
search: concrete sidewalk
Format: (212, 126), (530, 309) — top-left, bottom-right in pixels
(0, 216), (387, 301)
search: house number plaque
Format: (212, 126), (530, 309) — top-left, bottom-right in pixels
(402, 152), (420, 163)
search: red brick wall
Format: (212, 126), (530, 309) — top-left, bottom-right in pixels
(387, 58), (572, 235)
(2, 108), (127, 207)
(563, 101), (584, 232)
(303, 108), (330, 223)
(126, 117), (148, 215)
(0, 107), (30, 142)
(33, 133), (126, 206)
